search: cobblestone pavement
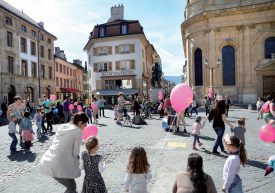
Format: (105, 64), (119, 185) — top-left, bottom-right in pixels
(0, 108), (274, 193)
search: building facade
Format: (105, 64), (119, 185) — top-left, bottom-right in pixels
(84, 5), (159, 104)
(181, 0), (275, 103)
(0, 0), (56, 105)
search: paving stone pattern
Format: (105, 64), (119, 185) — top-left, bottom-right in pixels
(0, 108), (274, 193)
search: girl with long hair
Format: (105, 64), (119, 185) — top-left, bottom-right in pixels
(125, 146), (152, 193)
(222, 134), (247, 193)
(172, 153), (217, 193)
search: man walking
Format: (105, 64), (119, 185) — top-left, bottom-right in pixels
(98, 96), (106, 117)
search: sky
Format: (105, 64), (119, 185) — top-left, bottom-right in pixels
(5, 0), (187, 76)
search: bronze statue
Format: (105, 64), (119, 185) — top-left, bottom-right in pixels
(151, 62), (162, 88)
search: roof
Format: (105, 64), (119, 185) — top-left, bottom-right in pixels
(98, 19), (139, 27)
(96, 89), (139, 96)
(0, 0), (56, 39)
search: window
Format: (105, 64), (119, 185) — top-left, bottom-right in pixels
(48, 66), (52, 79)
(121, 24), (128, 34)
(7, 31), (12, 47)
(67, 67), (69, 75)
(265, 37), (275, 59)
(105, 80), (115, 89)
(31, 41), (36, 55)
(119, 45), (130, 53)
(21, 25), (27, 33)
(99, 27), (105, 37)
(56, 62), (58, 72)
(8, 56), (14, 74)
(21, 60), (28, 76)
(60, 78), (63, 87)
(31, 62), (37, 77)
(70, 69), (72, 76)
(32, 30), (36, 37)
(40, 34), (44, 41)
(120, 60), (131, 70)
(25, 87), (34, 102)
(5, 17), (12, 26)
(20, 37), (27, 53)
(63, 66), (66, 74)
(222, 45), (235, 86)
(60, 64), (62, 73)
(194, 48), (203, 86)
(48, 49), (52, 60)
(56, 78), (59, 87)
(48, 38), (51, 44)
(40, 45), (44, 57)
(99, 63), (108, 72)
(41, 65), (45, 78)
(98, 47), (108, 55)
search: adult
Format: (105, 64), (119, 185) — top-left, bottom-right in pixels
(258, 95), (275, 123)
(133, 96), (141, 116)
(159, 99), (165, 118)
(172, 153), (217, 193)
(39, 112), (89, 193)
(256, 97), (264, 119)
(1, 99), (8, 118)
(98, 96), (106, 117)
(207, 100), (233, 154)
(116, 92), (126, 125)
(190, 99), (198, 116)
(42, 95), (53, 132)
(203, 96), (211, 116)
(63, 96), (71, 123)
(176, 111), (187, 133)
(25, 99), (32, 114)
(224, 96), (231, 117)
(164, 96), (172, 115)
(111, 96), (115, 106)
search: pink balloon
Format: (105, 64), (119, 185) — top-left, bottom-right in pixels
(50, 95), (56, 101)
(91, 103), (95, 109)
(170, 83), (193, 112)
(158, 91), (163, 100)
(69, 104), (74, 110)
(259, 123), (275, 143)
(82, 124), (98, 141)
(77, 105), (83, 111)
(74, 102), (78, 106)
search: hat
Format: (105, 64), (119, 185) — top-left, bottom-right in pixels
(195, 116), (202, 122)
(118, 92), (124, 96)
(9, 113), (16, 119)
(13, 95), (22, 99)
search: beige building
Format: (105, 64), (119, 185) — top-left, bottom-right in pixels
(181, 0), (275, 103)
(0, 0), (56, 105)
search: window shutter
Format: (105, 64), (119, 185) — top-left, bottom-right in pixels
(108, 62), (112, 71)
(130, 60), (135, 70)
(130, 44), (135, 53)
(108, 47), (112, 55)
(115, 46), (119, 54)
(94, 63), (98, 72)
(116, 61), (120, 70)
(93, 48), (97, 56)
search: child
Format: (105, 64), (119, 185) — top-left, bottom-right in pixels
(125, 146), (152, 193)
(41, 110), (47, 134)
(191, 116), (205, 150)
(92, 97), (99, 124)
(231, 118), (246, 145)
(162, 113), (169, 132)
(20, 111), (35, 152)
(8, 114), (20, 154)
(222, 134), (247, 193)
(85, 106), (92, 124)
(79, 137), (107, 193)
(34, 108), (42, 138)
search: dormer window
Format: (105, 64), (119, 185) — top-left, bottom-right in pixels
(99, 27), (105, 37)
(121, 24), (128, 35)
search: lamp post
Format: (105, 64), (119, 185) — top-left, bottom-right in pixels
(205, 58), (221, 99)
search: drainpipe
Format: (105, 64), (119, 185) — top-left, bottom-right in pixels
(37, 30), (41, 99)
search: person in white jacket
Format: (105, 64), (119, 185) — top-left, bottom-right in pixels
(39, 112), (89, 193)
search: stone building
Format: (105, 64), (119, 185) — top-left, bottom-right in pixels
(181, 0), (275, 103)
(0, 0), (56, 105)
(84, 5), (160, 104)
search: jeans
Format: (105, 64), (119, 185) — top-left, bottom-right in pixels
(99, 107), (105, 117)
(193, 134), (201, 146)
(213, 127), (225, 152)
(9, 133), (18, 152)
(46, 113), (53, 131)
(64, 111), (70, 123)
(53, 177), (77, 193)
(191, 107), (198, 115)
(228, 175), (243, 193)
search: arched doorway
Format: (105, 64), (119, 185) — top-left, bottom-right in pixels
(43, 87), (50, 99)
(24, 86), (34, 102)
(8, 85), (16, 105)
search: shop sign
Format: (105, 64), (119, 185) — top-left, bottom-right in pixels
(102, 71), (135, 77)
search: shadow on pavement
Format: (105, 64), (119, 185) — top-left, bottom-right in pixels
(38, 135), (49, 143)
(247, 159), (267, 170)
(173, 132), (191, 137)
(97, 123), (107, 127)
(200, 148), (228, 158)
(200, 135), (215, 141)
(7, 150), (37, 162)
(47, 131), (56, 136)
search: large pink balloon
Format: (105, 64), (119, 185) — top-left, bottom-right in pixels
(50, 95), (56, 101)
(259, 123), (275, 143)
(82, 124), (98, 141)
(170, 83), (193, 112)
(69, 104), (74, 110)
(158, 91), (163, 101)
(77, 105), (83, 111)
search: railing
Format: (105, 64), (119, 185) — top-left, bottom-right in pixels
(255, 53), (275, 69)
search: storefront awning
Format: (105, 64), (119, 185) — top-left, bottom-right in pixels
(96, 89), (139, 96)
(60, 88), (80, 93)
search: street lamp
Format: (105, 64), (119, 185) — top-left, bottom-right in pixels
(205, 58), (221, 100)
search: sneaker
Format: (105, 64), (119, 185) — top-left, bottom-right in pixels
(116, 121), (122, 125)
(193, 146), (198, 151)
(212, 151), (220, 155)
(199, 142), (203, 146)
(176, 127), (180, 132)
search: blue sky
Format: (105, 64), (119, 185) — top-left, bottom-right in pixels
(5, 0), (187, 75)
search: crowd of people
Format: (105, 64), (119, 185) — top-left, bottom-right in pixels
(3, 92), (275, 193)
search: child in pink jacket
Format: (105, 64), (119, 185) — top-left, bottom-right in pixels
(191, 116), (206, 150)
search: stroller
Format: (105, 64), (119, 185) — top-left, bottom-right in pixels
(122, 104), (132, 127)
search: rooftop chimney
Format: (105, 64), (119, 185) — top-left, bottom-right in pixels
(38, 21), (44, 29)
(107, 4), (124, 22)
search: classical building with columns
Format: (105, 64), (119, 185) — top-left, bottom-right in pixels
(181, 0), (275, 103)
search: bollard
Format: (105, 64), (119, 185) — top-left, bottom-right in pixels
(248, 104), (252, 110)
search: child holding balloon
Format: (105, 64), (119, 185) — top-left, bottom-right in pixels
(91, 97), (99, 124)
(80, 137), (107, 193)
(125, 146), (152, 193)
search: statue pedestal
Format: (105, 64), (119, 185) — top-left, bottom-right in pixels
(149, 88), (164, 103)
